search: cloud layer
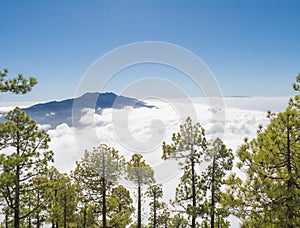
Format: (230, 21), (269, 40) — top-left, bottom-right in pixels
(43, 97), (290, 174)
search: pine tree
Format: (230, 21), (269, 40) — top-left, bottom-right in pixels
(167, 213), (188, 227)
(290, 73), (300, 108)
(0, 107), (53, 228)
(107, 185), (135, 227)
(0, 68), (37, 94)
(225, 77), (300, 227)
(0, 67), (38, 226)
(46, 167), (78, 228)
(25, 173), (50, 228)
(201, 138), (233, 228)
(162, 117), (207, 227)
(73, 144), (124, 227)
(146, 184), (168, 228)
(75, 200), (98, 228)
(72, 170), (98, 228)
(126, 154), (155, 228)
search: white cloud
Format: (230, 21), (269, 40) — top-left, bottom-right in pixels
(46, 112), (56, 116)
(37, 124), (52, 131)
(48, 123), (80, 173)
(45, 97), (289, 177)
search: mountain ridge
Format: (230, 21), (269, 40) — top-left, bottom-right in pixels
(17, 92), (155, 129)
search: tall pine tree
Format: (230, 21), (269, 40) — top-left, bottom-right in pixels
(225, 76), (300, 227)
(201, 138), (233, 228)
(46, 167), (78, 228)
(126, 154), (155, 228)
(162, 117), (207, 227)
(0, 107), (53, 228)
(73, 144), (125, 227)
(146, 184), (164, 228)
(107, 185), (135, 227)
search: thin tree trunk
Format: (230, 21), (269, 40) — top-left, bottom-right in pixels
(102, 184), (107, 228)
(5, 214), (8, 228)
(102, 150), (107, 228)
(36, 213), (40, 228)
(37, 189), (40, 228)
(14, 130), (20, 228)
(28, 217), (31, 228)
(191, 156), (196, 228)
(286, 117), (293, 228)
(138, 184), (142, 228)
(211, 155), (216, 228)
(53, 189), (57, 228)
(153, 192), (157, 228)
(83, 203), (87, 228)
(63, 193), (67, 228)
(13, 180), (19, 227)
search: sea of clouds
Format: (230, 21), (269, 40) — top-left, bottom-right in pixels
(0, 96), (290, 227)
(45, 97), (289, 173)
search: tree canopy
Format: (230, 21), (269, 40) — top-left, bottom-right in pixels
(0, 68), (37, 94)
(0, 107), (53, 227)
(224, 75), (300, 227)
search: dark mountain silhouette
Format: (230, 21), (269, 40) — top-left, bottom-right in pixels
(20, 92), (155, 128)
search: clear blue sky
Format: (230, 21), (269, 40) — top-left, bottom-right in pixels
(0, 0), (299, 101)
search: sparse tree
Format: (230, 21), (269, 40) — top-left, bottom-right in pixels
(0, 68), (37, 94)
(73, 144), (124, 227)
(167, 213), (188, 228)
(146, 184), (165, 228)
(162, 117), (207, 227)
(25, 173), (50, 228)
(225, 77), (300, 227)
(46, 167), (78, 228)
(290, 73), (300, 108)
(75, 200), (98, 228)
(201, 138), (233, 228)
(126, 154), (155, 228)
(107, 185), (135, 227)
(0, 107), (53, 228)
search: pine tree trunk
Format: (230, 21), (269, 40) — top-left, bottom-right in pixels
(153, 192), (157, 228)
(211, 155), (216, 228)
(36, 213), (40, 228)
(83, 203), (87, 228)
(14, 167), (20, 228)
(53, 189), (58, 228)
(37, 190), (40, 228)
(286, 119), (293, 228)
(102, 185), (107, 228)
(63, 193), (67, 228)
(138, 184), (142, 228)
(191, 156), (196, 228)
(14, 131), (20, 228)
(5, 214), (8, 228)
(102, 150), (107, 228)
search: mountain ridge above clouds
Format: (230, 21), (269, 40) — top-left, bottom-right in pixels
(1, 92), (155, 129)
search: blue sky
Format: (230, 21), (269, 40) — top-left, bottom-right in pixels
(0, 0), (299, 101)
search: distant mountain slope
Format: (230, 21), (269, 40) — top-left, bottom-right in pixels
(21, 92), (155, 128)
